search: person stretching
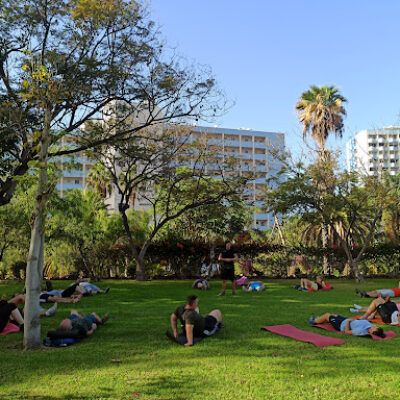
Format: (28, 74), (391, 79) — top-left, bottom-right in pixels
(296, 276), (327, 292)
(0, 294), (25, 332)
(59, 310), (110, 337)
(171, 295), (222, 346)
(350, 295), (400, 325)
(192, 279), (209, 290)
(308, 313), (385, 337)
(356, 281), (400, 298)
(242, 281), (265, 292)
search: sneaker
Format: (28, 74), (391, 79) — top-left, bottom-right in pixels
(293, 284), (300, 289)
(104, 287), (110, 294)
(350, 308), (359, 313)
(45, 302), (57, 317)
(354, 304), (362, 310)
(217, 292), (225, 297)
(100, 313), (110, 325)
(301, 287), (309, 292)
(308, 316), (316, 324)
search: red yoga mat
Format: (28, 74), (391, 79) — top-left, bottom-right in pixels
(0, 323), (20, 335)
(313, 324), (397, 340)
(261, 324), (345, 347)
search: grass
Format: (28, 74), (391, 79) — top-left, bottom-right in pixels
(1, 279), (400, 399)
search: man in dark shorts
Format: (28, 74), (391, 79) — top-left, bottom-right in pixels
(352, 295), (400, 324)
(170, 295), (223, 346)
(308, 312), (385, 337)
(59, 309), (110, 337)
(0, 294), (25, 333)
(218, 240), (239, 296)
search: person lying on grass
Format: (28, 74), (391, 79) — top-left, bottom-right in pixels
(0, 294), (24, 333)
(76, 280), (110, 296)
(59, 310), (110, 337)
(356, 282), (400, 298)
(39, 279), (86, 303)
(295, 276), (327, 292)
(308, 313), (385, 337)
(192, 279), (209, 290)
(170, 295), (223, 346)
(350, 295), (400, 325)
(242, 281), (265, 292)
(2, 294), (58, 319)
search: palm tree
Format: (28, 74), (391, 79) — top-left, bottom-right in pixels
(295, 85), (347, 158)
(86, 162), (113, 199)
(295, 85), (347, 274)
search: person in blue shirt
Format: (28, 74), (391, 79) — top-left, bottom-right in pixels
(308, 313), (385, 337)
(242, 281), (265, 292)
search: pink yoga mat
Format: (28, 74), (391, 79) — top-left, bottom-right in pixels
(0, 323), (20, 335)
(261, 324), (345, 347)
(313, 324), (397, 341)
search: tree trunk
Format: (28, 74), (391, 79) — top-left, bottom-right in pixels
(119, 207), (145, 281)
(321, 223), (329, 275)
(136, 256), (145, 281)
(24, 108), (51, 349)
(350, 259), (364, 282)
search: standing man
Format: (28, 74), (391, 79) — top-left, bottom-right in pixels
(218, 240), (239, 296)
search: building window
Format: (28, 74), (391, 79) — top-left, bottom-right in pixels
(75, 180), (80, 185)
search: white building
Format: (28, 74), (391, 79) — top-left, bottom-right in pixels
(190, 126), (285, 230)
(347, 127), (400, 176)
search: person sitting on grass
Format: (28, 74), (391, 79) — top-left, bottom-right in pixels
(192, 279), (209, 290)
(170, 295), (223, 346)
(308, 313), (385, 337)
(59, 310), (110, 337)
(350, 295), (400, 325)
(242, 281), (265, 292)
(0, 294), (25, 333)
(76, 280), (110, 296)
(355, 282), (400, 298)
(295, 276), (328, 292)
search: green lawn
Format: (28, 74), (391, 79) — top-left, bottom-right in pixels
(1, 279), (400, 400)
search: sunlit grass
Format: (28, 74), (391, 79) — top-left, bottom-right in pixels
(1, 279), (400, 399)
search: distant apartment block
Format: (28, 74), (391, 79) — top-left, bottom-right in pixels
(55, 136), (94, 195)
(190, 126), (285, 230)
(347, 127), (400, 176)
(55, 101), (285, 230)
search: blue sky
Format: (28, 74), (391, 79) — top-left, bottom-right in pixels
(150, 0), (400, 165)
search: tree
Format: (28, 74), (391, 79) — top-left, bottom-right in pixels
(0, 0), (224, 348)
(266, 157), (394, 281)
(295, 85), (347, 274)
(94, 126), (248, 280)
(164, 197), (252, 267)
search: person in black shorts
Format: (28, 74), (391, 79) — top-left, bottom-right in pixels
(170, 295), (223, 346)
(218, 240), (239, 296)
(0, 294), (25, 333)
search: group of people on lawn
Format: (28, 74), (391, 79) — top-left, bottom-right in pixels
(178, 241), (400, 343)
(2, 240), (400, 343)
(0, 278), (110, 336)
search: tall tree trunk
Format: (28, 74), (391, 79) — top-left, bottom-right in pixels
(321, 223), (329, 275)
(24, 108), (51, 349)
(119, 206), (145, 281)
